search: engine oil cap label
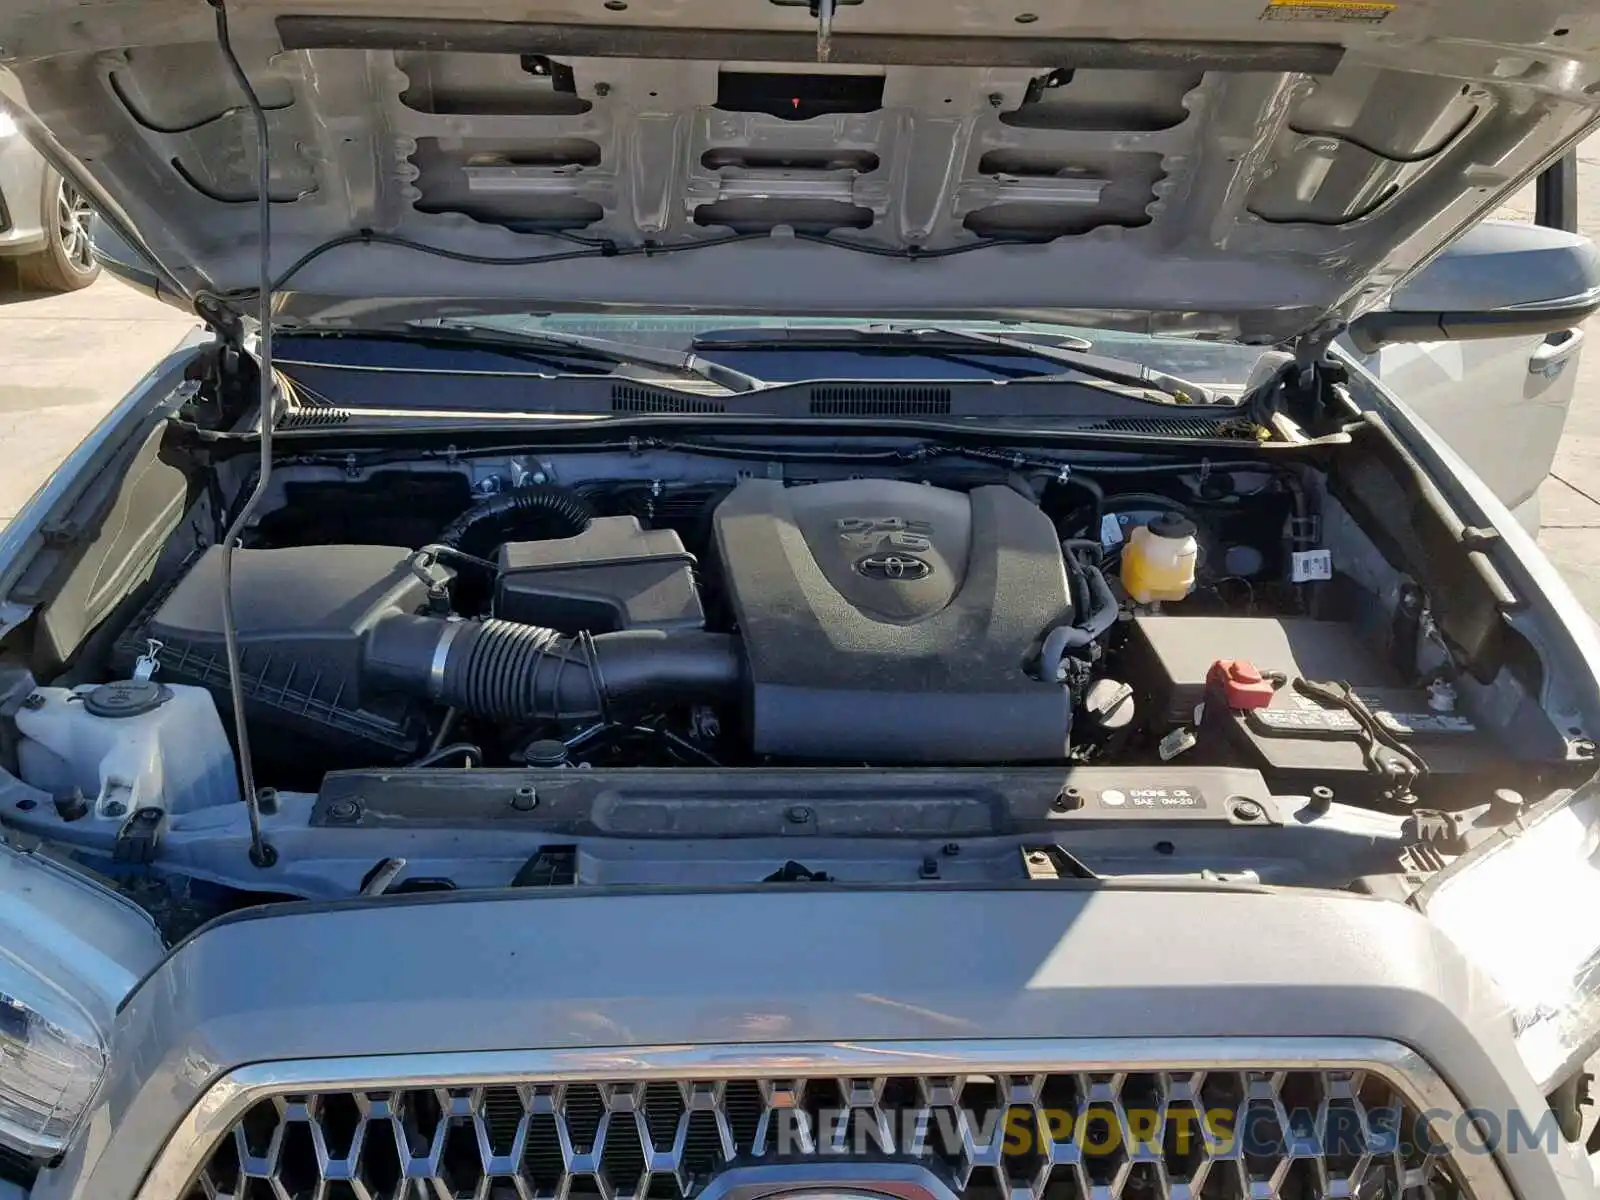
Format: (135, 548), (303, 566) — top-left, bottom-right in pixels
(1099, 786), (1207, 810)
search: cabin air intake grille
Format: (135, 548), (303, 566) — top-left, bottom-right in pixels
(611, 385), (727, 415)
(182, 1066), (1467, 1200)
(1082, 416), (1238, 437)
(278, 406), (353, 429)
(810, 385), (952, 415)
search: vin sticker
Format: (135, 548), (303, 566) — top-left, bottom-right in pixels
(1290, 549), (1333, 582)
(1099, 786), (1207, 810)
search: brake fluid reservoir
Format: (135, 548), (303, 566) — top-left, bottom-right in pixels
(15, 681), (239, 819)
(1120, 512), (1198, 603)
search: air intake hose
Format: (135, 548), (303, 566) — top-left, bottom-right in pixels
(438, 484), (594, 556)
(365, 614), (742, 723)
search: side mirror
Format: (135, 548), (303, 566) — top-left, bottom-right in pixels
(1347, 220), (1600, 353)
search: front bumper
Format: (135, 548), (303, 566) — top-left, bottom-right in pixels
(30, 887), (1600, 1200)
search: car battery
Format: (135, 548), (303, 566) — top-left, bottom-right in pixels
(1122, 615), (1500, 786)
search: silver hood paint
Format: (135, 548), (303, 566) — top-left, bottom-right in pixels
(2, 0), (1600, 341)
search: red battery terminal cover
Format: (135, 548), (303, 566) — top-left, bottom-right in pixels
(1206, 658), (1276, 710)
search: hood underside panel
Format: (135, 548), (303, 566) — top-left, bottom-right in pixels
(3, 0), (1600, 338)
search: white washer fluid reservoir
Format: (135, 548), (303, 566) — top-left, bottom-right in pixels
(15, 681), (240, 819)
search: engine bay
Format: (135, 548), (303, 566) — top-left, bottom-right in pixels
(0, 411), (1593, 928)
(92, 454), (1311, 777)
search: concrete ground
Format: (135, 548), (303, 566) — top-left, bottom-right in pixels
(0, 275), (195, 529)
(0, 224), (1598, 612)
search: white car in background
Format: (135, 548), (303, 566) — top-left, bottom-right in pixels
(1347, 188), (1595, 537)
(0, 107), (99, 292)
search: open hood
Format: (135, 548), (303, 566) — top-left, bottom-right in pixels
(3, 0), (1600, 342)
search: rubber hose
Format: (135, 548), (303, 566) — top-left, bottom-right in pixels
(1077, 560), (1119, 640)
(1057, 475), (1104, 540)
(1065, 549), (1090, 621)
(1039, 557), (1120, 673)
(1062, 538), (1105, 565)
(438, 484), (594, 555)
(365, 614), (741, 723)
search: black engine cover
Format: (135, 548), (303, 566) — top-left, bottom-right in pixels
(713, 479), (1072, 761)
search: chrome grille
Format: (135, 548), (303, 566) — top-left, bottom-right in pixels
(178, 1052), (1474, 1200)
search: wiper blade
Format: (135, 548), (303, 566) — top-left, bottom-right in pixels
(692, 323), (1211, 402)
(407, 320), (768, 393)
(885, 325), (1213, 403)
(879, 324), (1094, 353)
(693, 323), (1094, 353)
(689, 325), (1093, 382)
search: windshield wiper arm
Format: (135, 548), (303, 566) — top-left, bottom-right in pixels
(691, 324), (1211, 402)
(902, 325), (1212, 403)
(876, 324), (1094, 353)
(409, 320), (768, 393)
(688, 326), (1098, 381)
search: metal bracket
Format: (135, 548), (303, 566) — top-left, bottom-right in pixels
(1021, 68), (1073, 107)
(814, 0), (835, 61)
(113, 807), (166, 865)
(1021, 845), (1097, 880)
(1287, 515), (1321, 545)
(519, 55), (577, 94)
(1291, 320), (1343, 370)
(192, 291), (249, 348)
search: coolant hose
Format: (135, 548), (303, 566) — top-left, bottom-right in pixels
(1040, 554), (1119, 673)
(438, 484), (594, 555)
(365, 614), (742, 723)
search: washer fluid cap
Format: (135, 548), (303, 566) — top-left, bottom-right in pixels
(82, 680), (171, 718)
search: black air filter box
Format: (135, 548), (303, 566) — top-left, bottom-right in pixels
(494, 516), (703, 633)
(113, 545), (438, 762)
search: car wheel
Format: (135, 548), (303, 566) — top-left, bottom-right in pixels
(16, 170), (100, 293)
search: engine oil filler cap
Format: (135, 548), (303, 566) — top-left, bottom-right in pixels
(1206, 659), (1275, 710)
(83, 680), (171, 718)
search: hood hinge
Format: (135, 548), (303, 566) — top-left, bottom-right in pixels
(193, 291), (249, 350)
(1244, 323), (1351, 431)
(1290, 320), (1344, 380)
(182, 295), (259, 425)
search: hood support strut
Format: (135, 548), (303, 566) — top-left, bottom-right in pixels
(208, 0), (279, 871)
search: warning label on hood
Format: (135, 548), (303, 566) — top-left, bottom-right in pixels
(1262, 0), (1394, 21)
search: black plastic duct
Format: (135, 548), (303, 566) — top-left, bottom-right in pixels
(366, 614), (741, 723)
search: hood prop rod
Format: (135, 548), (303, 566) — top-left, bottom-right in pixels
(210, 0), (277, 869)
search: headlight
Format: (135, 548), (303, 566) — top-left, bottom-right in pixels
(0, 844), (163, 1160)
(0, 955), (106, 1157)
(0, 110), (16, 139)
(1422, 784), (1600, 1093)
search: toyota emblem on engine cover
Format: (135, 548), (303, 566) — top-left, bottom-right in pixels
(855, 553), (932, 581)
